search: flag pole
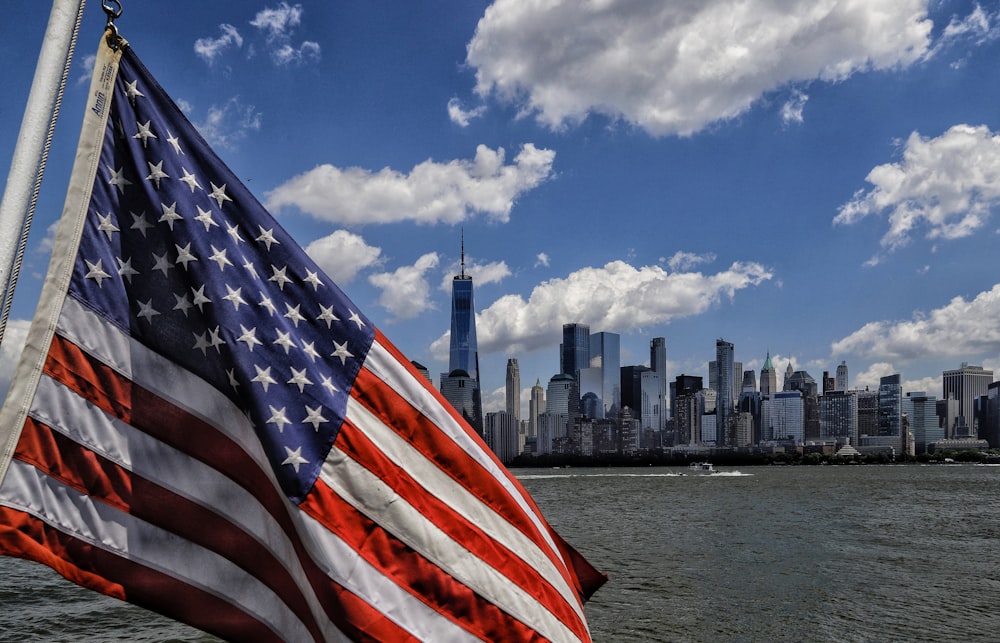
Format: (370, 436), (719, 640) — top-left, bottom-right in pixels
(0, 0), (86, 349)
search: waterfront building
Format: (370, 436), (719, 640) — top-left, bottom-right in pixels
(440, 369), (482, 436)
(820, 390), (858, 445)
(560, 323), (590, 378)
(674, 374), (704, 446)
(835, 361), (849, 392)
(760, 352), (777, 397)
(738, 390), (762, 444)
(861, 373), (903, 451)
(942, 364), (994, 434)
(902, 392), (942, 454)
(733, 412), (754, 447)
(716, 339), (735, 445)
(485, 411), (519, 464)
(783, 361), (794, 391)
(621, 365), (661, 432)
(742, 370), (757, 393)
(700, 412), (717, 445)
(617, 407), (641, 454)
(936, 395), (960, 439)
(787, 371), (820, 441)
(505, 358), (520, 423)
(445, 234), (482, 432)
(650, 337), (668, 429)
(536, 412), (564, 454)
(857, 389), (879, 438)
(983, 382), (1000, 447)
(767, 390), (804, 444)
(546, 373), (578, 439)
(589, 331), (621, 418)
(528, 379), (544, 439)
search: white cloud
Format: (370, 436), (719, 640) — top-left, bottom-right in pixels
(76, 54), (96, 86)
(851, 361), (899, 391)
(832, 282), (1000, 361)
(0, 319), (31, 400)
(940, 4), (999, 45)
(265, 144), (555, 225)
(780, 90), (809, 126)
(194, 97), (263, 150)
(250, 2), (321, 65)
(368, 252), (440, 320)
(834, 124), (1000, 260)
(304, 230), (382, 284)
(431, 259), (772, 358)
(467, 0), (932, 137)
(448, 98), (487, 127)
(438, 259), (511, 292)
(194, 23), (244, 63)
(667, 251), (716, 272)
(535, 252), (550, 267)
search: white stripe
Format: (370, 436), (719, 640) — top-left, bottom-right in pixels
(0, 458), (313, 643)
(365, 339), (568, 564)
(29, 373), (347, 642)
(344, 394), (583, 613)
(319, 449), (584, 643)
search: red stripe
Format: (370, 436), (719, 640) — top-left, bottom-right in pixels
(13, 417), (326, 642)
(0, 506), (284, 643)
(333, 419), (587, 640)
(43, 332), (426, 641)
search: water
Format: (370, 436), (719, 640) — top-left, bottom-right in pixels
(3, 464), (999, 641)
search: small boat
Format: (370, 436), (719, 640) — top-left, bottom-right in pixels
(688, 462), (714, 473)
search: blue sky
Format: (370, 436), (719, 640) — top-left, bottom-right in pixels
(3, 1), (1000, 414)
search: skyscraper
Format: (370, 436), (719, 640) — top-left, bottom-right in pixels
(760, 352), (777, 397)
(650, 337), (668, 429)
(443, 232), (482, 433)
(560, 323), (590, 376)
(835, 360), (849, 392)
(589, 331), (621, 418)
(506, 358), (521, 422)
(529, 379), (545, 439)
(716, 339), (735, 445)
(942, 364), (994, 432)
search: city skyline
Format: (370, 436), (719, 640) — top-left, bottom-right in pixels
(5, 3), (1000, 418)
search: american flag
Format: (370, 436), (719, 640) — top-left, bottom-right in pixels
(0, 40), (604, 641)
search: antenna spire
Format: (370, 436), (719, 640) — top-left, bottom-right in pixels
(460, 228), (466, 278)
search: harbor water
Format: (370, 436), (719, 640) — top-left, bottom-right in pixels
(2, 464), (999, 641)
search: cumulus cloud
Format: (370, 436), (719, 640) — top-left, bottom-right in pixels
(0, 319), (31, 400)
(448, 98), (487, 127)
(368, 252), (440, 320)
(780, 90), (809, 126)
(535, 252), (550, 267)
(76, 54), (96, 86)
(467, 0), (932, 137)
(194, 24), (244, 63)
(265, 144), (555, 226)
(194, 97), (263, 150)
(666, 251), (716, 272)
(832, 282), (1000, 361)
(834, 124), (1000, 261)
(438, 259), (511, 292)
(304, 229), (382, 284)
(940, 4), (999, 45)
(431, 259), (772, 358)
(250, 2), (321, 65)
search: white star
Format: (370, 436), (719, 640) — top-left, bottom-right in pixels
(258, 292), (277, 316)
(179, 168), (201, 192)
(173, 292), (193, 317)
(303, 270), (323, 291)
(146, 160), (169, 189)
(222, 285), (247, 310)
(226, 222), (245, 244)
(124, 79), (144, 104)
(317, 304), (339, 328)
(269, 265), (292, 291)
(209, 246), (233, 271)
(152, 251), (173, 276)
(302, 405), (328, 431)
(320, 374), (339, 395)
(281, 445), (309, 473)
(195, 206), (218, 232)
(237, 325), (262, 352)
(191, 285), (211, 311)
(192, 331), (211, 356)
(284, 303), (306, 327)
(252, 365), (277, 392)
(166, 131), (182, 155)
(84, 259), (112, 287)
(256, 226), (280, 251)
(106, 165), (132, 194)
(97, 212), (119, 240)
(116, 256), (139, 283)
(300, 340), (320, 363)
(133, 120), (157, 147)
(273, 329), (295, 354)
(174, 243), (198, 269)
(331, 340), (353, 365)
(267, 405), (291, 433)
(227, 369), (240, 392)
(348, 310), (365, 329)
(159, 202), (183, 230)
(208, 182), (233, 208)
(136, 299), (160, 323)
(130, 211), (153, 237)
(288, 367), (313, 393)
(209, 326), (225, 352)
(243, 258), (259, 280)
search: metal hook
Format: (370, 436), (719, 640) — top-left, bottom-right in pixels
(102, 0), (124, 50)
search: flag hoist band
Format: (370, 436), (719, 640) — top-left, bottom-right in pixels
(0, 25), (605, 643)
